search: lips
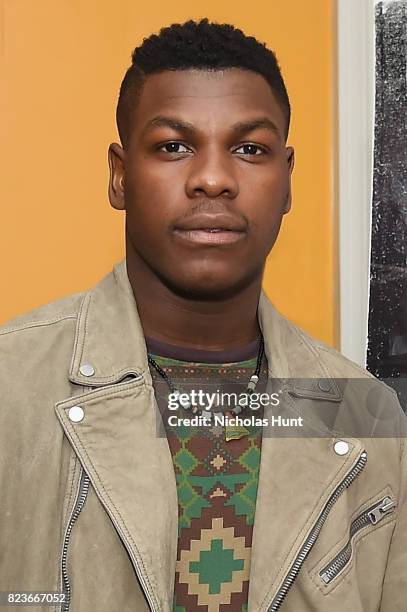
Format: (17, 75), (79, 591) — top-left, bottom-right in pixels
(173, 213), (247, 232)
(199, 228), (230, 232)
(173, 228), (246, 246)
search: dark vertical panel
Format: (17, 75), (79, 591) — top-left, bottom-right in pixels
(367, 1), (407, 378)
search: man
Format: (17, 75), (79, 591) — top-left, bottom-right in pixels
(0, 18), (406, 612)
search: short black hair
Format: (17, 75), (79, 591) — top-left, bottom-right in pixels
(116, 18), (291, 148)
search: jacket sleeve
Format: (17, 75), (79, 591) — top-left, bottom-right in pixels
(380, 437), (407, 610)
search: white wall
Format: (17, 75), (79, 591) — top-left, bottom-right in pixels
(337, 0), (376, 365)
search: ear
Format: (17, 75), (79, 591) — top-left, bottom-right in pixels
(283, 146), (295, 214)
(108, 143), (126, 211)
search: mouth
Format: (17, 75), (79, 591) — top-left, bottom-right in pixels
(173, 228), (246, 246)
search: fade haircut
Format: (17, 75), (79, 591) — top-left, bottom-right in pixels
(116, 18), (291, 148)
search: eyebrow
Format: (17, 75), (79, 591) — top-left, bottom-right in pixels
(141, 115), (281, 139)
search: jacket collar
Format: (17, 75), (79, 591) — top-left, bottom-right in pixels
(69, 258), (341, 400)
(69, 259), (151, 387)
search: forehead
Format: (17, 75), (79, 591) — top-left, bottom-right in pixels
(132, 68), (286, 135)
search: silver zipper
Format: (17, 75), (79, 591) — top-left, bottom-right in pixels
(267, 450), (368, 612)
(320, 495), (397, 584)
(59, 466), (158, 612)
(60, 468), (90, 612)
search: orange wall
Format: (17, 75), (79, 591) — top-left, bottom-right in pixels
(1, 0), (337, 346)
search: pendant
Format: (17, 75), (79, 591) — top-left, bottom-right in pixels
(224, 423), (250, 442)
(224, 410), (249, 442)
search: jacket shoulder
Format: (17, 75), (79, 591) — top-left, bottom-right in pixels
(296, 325), (374, 378)
(280, 312), (391, 384)
(0, 290), (85, 338)
(286, 319), (407, 414)
(0, 291), (86, 374)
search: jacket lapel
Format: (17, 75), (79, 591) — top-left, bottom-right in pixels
(56, 259), (178, 610)
(55, 380), (177, 611)
(247, 292), (364, 611)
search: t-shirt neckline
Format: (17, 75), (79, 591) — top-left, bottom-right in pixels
(145, 335), (261, 364)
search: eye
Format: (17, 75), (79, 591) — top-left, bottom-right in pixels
(159, 142), (191, 154)
(234, 144), (266, 156)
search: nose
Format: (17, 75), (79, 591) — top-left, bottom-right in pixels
(184, 147), (239, 199)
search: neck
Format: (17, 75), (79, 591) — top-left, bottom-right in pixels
(125, 251), (263, 351)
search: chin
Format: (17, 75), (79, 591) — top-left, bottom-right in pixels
(162, 269), (258, 302)
(170, 284), (242, 302)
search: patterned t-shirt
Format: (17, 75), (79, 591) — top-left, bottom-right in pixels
(147, 337), (269, 612)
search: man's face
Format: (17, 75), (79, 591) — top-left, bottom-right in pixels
(109, 68), (294, 300)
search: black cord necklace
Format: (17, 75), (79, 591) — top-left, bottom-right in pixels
(147, 336), (265, 421)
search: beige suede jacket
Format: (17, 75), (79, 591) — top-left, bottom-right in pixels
(0, 259), (406, 612)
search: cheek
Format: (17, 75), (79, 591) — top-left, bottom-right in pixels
(249, 212), (284, 258)
(129, 153), (186, 190)
(125, 202), (169, 248)
(240, 157), (289, 200)
(242, 178), (289, 236)
(125, 159), (186, 213)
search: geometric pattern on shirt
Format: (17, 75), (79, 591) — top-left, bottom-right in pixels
(176, 514), (251, 612)
(173, 435), (262, 531)
(171, 435), (262, 610)
(148, 354), (267, 612)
